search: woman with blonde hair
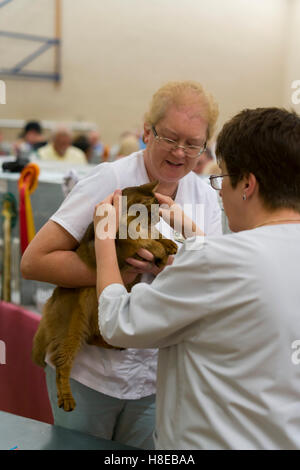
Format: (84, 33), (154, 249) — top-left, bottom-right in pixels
(21, 80), (222, 448)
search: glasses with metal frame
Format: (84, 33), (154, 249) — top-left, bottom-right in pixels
(209, 174), (233, 190)
(152, 126), (207, 158)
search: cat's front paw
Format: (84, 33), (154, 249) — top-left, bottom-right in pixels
(58, 395), (76, 412)
(164, 239), (178, 254)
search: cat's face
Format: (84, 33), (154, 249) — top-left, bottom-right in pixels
(77, 181), (161, 267)
(122, 180), (159, 223)
(118, 181), (160, 238)
(122, 181), (158, 210)
(84, 181), (160, 243)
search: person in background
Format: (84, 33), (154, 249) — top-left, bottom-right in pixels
(138, 130), (147, 150)
(94, 107), (300, 450)
(87, 129), (110, 164)
(21, 80), (222, 449)
(14, 120), (46, 158)
(193, 145), (214, 175)
(72, 134), (93, 163)
(37, 126), (86, 164)
(0, 129), (13, 156)
(202, 159), (221, 175)
(115, 133), (140, 160)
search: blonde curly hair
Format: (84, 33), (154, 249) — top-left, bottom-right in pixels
(144, 80), (219, 140)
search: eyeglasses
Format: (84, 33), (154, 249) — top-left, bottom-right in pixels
(209, 174), (233, 190)
(152, 126), (206, 158)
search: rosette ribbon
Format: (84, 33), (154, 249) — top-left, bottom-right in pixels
(18, 163), (40, 254)
(1, 193), (17, 301)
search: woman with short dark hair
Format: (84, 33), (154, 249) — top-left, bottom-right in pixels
(95, 107), (300, 449)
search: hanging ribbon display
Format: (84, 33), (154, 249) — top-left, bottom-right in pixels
(18, 163), (40, 254)
(1, 193), (17, 302)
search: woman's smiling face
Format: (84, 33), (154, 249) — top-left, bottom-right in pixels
(143, 103), (208, 185)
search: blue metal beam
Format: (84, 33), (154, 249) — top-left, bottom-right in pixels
(0, 30), (60, 43)
(0, 0), (62, 83)
(0, 0), (13, 8)
(12, 41), (57, 73)
(0, 70), (61, 82)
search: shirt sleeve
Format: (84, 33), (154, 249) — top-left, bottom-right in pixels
(206, 190), (222, 236)
(98, 237), (214, 349)
(50, 163), (118, 241)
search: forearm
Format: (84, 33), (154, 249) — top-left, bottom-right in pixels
(21, 250), (96, 288)
(20, 220), (96, 288)
(95, 239), (124, 298)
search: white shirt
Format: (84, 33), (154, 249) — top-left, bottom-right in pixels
(99, 225), (300, 448)
(38, 143), (87, 165)
(49, 150), (222, 399)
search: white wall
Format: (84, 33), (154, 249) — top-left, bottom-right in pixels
(283, 0), (300, 110)
(0, 0), (294, 144)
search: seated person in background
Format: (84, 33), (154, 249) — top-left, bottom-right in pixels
(137, 130), (147, 150)
(14, 120), (46, 158)
(88, 129), (110, 164)
(72, 134), (92, 163)
(193, 145), (214, 175)
(115, 133), (140, 160)
(202, 160), (221, 175)
(0, 130), (13, 156)
(37, 126), (86, 164)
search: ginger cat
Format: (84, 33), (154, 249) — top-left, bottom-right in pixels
(32, 181), (178, 412)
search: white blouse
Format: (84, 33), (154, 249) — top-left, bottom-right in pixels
(99, 226), (300, 448)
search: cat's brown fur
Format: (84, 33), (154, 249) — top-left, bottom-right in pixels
(32, 181), (177, 412)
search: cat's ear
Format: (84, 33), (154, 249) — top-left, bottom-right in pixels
(140, 181), (159, 194)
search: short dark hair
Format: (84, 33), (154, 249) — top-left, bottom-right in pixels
(216, 107), (300, 212)
(73, 134), (90, 153)
(23, 121), (42, 135)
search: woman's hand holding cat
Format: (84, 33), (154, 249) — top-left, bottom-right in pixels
(154, 192), (205, 238)
(94, 190), (124, 296)
(125, 248), (174, 276)
(94, 190), (122, 240)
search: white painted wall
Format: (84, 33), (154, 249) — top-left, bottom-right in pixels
(283, 0), (300, 110)
(0, 0), (296, 144)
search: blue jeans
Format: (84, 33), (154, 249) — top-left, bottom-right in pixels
(45, 365), (155, 449)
